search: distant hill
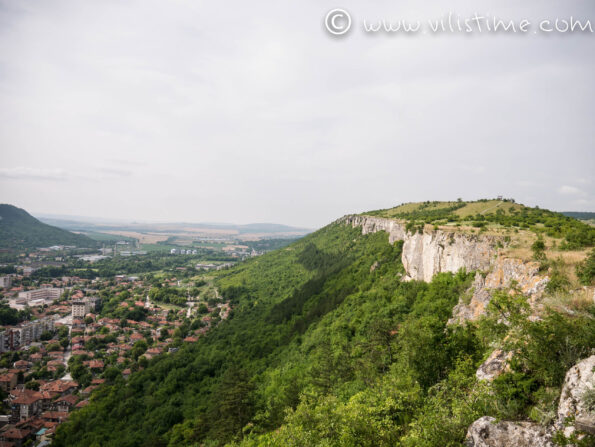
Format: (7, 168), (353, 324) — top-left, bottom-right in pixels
(562, 211), (595, 221)
(38, 215), (312, 237)
(0, 204), (97, 249)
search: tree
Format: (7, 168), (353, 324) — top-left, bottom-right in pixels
(25, 380), (40, 390)
(210, 367), (255, 441)
(40, 331), (53, 341)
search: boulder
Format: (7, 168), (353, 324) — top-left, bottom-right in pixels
(464, 416), (554, 447)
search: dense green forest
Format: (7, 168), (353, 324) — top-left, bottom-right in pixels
(0, 204), (97, 249)
(53, 222), (595, 446)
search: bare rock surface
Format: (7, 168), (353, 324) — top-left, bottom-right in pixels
(557, 355), (595, 437)
(449, 258), (549, 324)
(476, 349), (512, 382)
(464, 416), (554, 447)
(343, 215), (497, 282)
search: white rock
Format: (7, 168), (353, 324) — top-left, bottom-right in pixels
(557, 355), (595, 437)
(464, 416), (554, 447)
(476, 349), (512, 382)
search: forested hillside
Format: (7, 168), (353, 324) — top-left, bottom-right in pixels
(0, 204), (97, 249)
(53, 215), (595, 446)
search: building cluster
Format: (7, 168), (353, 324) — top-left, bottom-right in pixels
(0, 316), (59, 352)
(170, 248), (198, 255)
(0, 372), (87, 445)
(195, 262), (235, 271)
(0, 252), (238, 445)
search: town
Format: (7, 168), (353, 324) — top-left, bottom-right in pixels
(0, 249), (236, 446)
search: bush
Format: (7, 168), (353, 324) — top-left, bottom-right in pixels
(576, 249), (595, 286)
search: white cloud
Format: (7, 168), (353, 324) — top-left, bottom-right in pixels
(0, 167), (67, 181)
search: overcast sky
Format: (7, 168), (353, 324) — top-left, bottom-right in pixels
(0, 0), (593, 228)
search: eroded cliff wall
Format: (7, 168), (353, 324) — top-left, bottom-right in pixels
(342, 215), (549, 323)
(342, 215), (497, 282)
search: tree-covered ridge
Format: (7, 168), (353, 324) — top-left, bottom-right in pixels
(0, 204), (97, 249)
(366, 199), (595, 249)
(52, 220), (595, 447)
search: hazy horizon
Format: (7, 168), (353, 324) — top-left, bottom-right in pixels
(1, 0), (594, 227)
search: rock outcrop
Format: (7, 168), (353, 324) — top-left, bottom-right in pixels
(557, 355), (595, 438)
(467, 356), (595, 446)
(449, 258), (549, 324)
(464, 416), (554, 447)
(343, 215), (497, 282)
(476, 349), (512, 382)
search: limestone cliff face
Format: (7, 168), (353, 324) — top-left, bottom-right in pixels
(342, 215), (549, 324)
(342, 215), (496, 282)
(449, 258), (549, 324)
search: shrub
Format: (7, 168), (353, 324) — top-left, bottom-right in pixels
(576, 249), (595, 286)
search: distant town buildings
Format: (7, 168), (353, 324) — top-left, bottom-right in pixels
(0, 315), (59, 352)
(170, 249), (198, 255)
(71, 297), (101, 318)
(0, 276), (12, 289)
(17, 288), (63, 305)
(195, 262), (235, 271)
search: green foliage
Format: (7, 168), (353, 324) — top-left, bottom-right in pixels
(478, 291), (595, 423)
(576, 249), (595, 286)
(531, 237), (546, 261)
(52, 219), (595, 447)
(401, 357), (490, 447)
(0, 302), (32, 325)
(544, 258), (571, 294)
(54, 223), (485, 447)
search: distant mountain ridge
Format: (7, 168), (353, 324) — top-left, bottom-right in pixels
(562, 211), (595, 221)
(38, 216), (312, 235)
(0, 204), (97, 249)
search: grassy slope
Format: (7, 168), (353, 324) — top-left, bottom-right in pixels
(0, 204), (97, 249)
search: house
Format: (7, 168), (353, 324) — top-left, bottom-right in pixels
(0, 427), (32, 447)
(83, 360), (104, 370)
(53, 394), (78, 413)
(0, 372), (17, 392)
(41, 411), (69, 423)
(40, 380), (78, 399)
(11, 389), (43, 421)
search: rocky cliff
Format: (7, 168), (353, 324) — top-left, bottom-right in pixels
(449, 258), (549, 325)
(343, 215), (549, 324)
(342, 215), (497, 282)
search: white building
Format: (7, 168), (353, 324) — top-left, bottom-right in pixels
(17, 288), (63, 304)
(71, 300), (89, 318)
(71, 296), (101, 318)
(0, 276), (12, 289)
